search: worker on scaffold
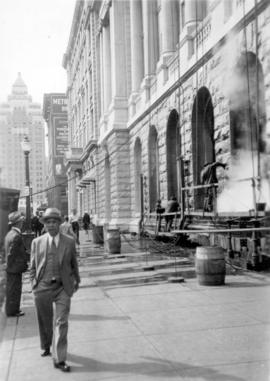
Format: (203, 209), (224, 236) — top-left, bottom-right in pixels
(200, 161), (227, 212)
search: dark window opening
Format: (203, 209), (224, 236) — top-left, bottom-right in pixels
(192, 86), (215, 210)
(105, 155), (111, 220)
(134, 138), (142, 214)
(148, 125), (159, 212)
(166, 109), (180, 201)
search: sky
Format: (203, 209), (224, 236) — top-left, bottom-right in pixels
(0, 0), (76, 104)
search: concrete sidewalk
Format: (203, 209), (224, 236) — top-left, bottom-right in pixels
(1, 233), (270, 380)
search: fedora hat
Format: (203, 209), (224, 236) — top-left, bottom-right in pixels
(41, 208), (62, 223)
(8, 211), (24, 225)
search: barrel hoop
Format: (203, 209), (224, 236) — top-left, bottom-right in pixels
(196, 253), (224, 260)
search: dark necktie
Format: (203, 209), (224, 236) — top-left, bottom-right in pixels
(52, 238), (56, 250)
(51, 238), (59, 281)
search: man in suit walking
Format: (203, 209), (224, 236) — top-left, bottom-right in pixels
(4, 211), (28, 317)
(30, 208), (80, 372)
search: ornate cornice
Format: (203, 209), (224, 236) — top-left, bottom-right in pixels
(63, 0), (84, 68)
(98, 0), (111, 31)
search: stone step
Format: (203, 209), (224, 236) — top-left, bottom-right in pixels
(81, 258), (128, 266)
(87, 261), (191, 276)
(93, 266), (196, 287)
(81, 258), (191, 276)
(78, 252), (173, 264)
(81, 263), (141, 276)
(106, 251), (185, 262)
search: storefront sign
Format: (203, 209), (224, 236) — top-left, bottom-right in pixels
(53, 117), (69, 157)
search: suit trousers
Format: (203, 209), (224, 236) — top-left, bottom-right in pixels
(34, 286), (71, 363)
(5, 273), (22, 316)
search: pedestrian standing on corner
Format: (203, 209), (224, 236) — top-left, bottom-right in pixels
(82, 211), (90, 237)
(30, 208), (80, 372)
(37, 212), (44, 236)
(69, 208), (80, 245)
(4, 211), (28, 317)
(155, 200), (165, 232)
(60, 215), (77, 240)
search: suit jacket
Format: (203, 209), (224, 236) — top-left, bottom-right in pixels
(30, 232), (80, 297)
(166, 200), (179, 213)
(4, 228), (28, 274)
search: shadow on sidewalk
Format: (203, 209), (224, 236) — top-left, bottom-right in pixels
(224, 281), (270, 288)
(69, 313), (130, 321)
(67, 353), (244, 380)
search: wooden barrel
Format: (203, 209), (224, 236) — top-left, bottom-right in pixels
(92, 225), (104, 244)
(195, 246), (225, 286)
(106, 229), (121, 254)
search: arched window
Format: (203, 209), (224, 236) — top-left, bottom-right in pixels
(148, 125), (159, 212)
(134, 138), (143, 214)
(166, 109), (180, 200)
(192, 86), (215, 209)
(104, 155), (111, 220)
(230, 52), (266, 157)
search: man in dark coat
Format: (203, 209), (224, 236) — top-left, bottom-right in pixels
(69, 208), (80, 245)
(155, 200), (165, 232)
(165, 196), (179, 232)
(31, 211), (43, 237)
(4, 211), (28, 317)
(82, 212), (91, 234)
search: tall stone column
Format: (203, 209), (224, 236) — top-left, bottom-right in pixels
(130, 0), (144, 93)
(141, 0), (159, 101)
(185, 0), (197, 26)
(179, 0), (197, 60)
(85, 25), (90, 59)
(108, 0), (129, 126)
(142, 0), (159, 77)
(160, 0), (178, 56)
(67, 168), (77, 214)
(184, 0), (206, 27)
(107, 130), (131, 229)
(97, 31), (103, 116)
(110, 0), (129, 99)
(157, 0), (179, 83)
(102, 22), (112, 113)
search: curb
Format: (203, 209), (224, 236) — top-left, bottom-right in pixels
(0, 304), (18, 381)
(0, 265), (6, 310)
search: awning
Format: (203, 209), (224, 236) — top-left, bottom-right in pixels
(77, 175), (96, 187)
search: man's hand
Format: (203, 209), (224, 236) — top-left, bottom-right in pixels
(74, 280), (80, 292)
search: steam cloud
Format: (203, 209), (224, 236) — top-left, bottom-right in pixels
(216, 31), (270, 213)
(217, 150), (269, 213)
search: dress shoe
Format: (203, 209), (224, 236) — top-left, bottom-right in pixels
(54, 361), (71, 372)
(16, 311), (25, 317)
(7, 311), (25, 317)
(41, 348), (51, 357)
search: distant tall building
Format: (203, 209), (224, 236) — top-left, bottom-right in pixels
(43, 93), (68, 215)
(0, 73), (47, 212)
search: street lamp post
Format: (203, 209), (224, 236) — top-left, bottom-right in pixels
(21, 136), (35, 254)
(21, 136), (31, 232)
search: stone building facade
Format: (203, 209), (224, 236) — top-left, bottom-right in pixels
(63, 0), (270, 231)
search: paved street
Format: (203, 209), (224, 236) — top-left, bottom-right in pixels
(1, 231), (270, 380)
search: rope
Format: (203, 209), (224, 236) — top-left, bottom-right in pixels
(242, 0), (257, 211)
(254, 0), (261, 183)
